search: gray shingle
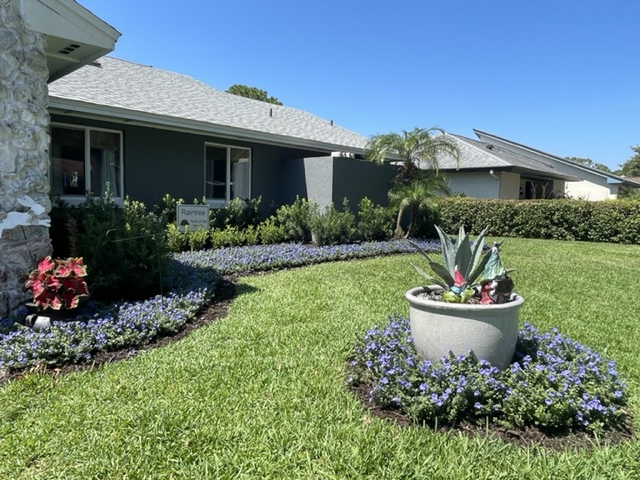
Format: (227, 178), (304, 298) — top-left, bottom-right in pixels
(48, 56), (369, 151)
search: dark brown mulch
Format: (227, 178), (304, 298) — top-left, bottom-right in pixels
(347, 381), (635, 451)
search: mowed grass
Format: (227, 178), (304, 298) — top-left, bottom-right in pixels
(0, 238), (639, 479)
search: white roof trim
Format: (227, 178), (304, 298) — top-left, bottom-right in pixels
(21, 0), (120, 47)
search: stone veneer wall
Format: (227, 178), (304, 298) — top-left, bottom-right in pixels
(0, 0), (52, 319)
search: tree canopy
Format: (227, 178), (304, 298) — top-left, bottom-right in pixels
(618, 146), (640, 177)
(564, 156), (612, 173)
(225, 84), (283, 105)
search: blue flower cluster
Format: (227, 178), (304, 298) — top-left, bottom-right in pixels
(1, 240), (439, 372)
(349, 317), (627, 434)
(0, 260), (220, 371)
(174, 240), (439, 275)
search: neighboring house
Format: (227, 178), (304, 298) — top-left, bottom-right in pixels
(47, 57), (395, 213)
(475, 130), (635, 200)
(433, 133), (575, 200)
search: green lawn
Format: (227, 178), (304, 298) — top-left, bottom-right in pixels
(1, 238), (639, 479)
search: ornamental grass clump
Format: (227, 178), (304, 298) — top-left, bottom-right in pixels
(410, 225), (514, 304)
(349, 315), (628, 434)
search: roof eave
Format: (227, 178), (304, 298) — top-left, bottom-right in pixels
(48, 97), (365, 154)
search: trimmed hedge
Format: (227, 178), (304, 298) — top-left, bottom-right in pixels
(430, 198), (640, 244)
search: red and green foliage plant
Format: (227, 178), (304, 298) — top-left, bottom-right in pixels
(24, 256), (89, 310)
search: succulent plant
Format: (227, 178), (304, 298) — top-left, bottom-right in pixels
(409, 225), (514, 304)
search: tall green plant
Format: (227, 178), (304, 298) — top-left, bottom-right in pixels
(365, 127), (459, 184)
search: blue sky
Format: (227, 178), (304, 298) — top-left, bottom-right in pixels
(79, 0), (639, 170)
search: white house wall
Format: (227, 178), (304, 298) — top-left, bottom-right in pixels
(446, 172), (500, 198)
(499, 171), (520, 199)
(565, 180), (615, 201)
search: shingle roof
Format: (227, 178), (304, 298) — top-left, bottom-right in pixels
(48, 56), (369, 152)
(431, 134), (576, 180)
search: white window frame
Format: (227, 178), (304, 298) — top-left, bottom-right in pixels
(50, 122), (124, 205)
(204, 142), (252, 208)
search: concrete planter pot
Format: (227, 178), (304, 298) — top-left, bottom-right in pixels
(405, 286), (524, 370)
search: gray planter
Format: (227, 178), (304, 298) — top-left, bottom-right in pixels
(405, 286), (524, 370)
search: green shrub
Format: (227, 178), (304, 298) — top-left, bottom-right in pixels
(165, 223), (187, 252)
(257, 217), (285, 245)
(186, 226), (210, 251)
(309, 199), (356, 246)
(432, 198), (640, 244)
(243, 225), (260, 246)
(356, 197), (394, 241)
(50, 192), (170, 302)
(212, 196), (262, 229)
(152, 193), (184, 227)
(275, 196), (312, 242)
(210, 225), (245, 249)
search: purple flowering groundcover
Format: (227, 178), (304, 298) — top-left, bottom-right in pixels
(349, 315), (630, 436)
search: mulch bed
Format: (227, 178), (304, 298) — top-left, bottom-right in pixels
(2, 274), (636, 450)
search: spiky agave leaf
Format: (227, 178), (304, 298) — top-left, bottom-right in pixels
(411, 263), (448, 289)
(434, 225), (456, 276)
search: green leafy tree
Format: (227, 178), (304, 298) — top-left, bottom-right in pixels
(565, 156), (612, 173)
(618, 146), (640, 177)
(387, 171), (451, 238)
(225, 84), (283, 105)
(365, 127), (460, 185)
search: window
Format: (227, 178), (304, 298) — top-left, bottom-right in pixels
(205, 144), (251, 203)
(50, 125), (123, 198)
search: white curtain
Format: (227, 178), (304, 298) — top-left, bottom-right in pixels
(231, 159), (250, 200)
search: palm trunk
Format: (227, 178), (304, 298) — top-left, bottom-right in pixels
(404, 203), (418, 239)
(394, 207), (405, 239)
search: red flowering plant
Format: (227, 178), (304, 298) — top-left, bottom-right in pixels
(24, 256), (89, 310)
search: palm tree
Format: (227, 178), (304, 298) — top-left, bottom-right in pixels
(365, 127), (459, 184)
(388, 171), (451, 238)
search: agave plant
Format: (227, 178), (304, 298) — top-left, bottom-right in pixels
(409, 225), (513, 304)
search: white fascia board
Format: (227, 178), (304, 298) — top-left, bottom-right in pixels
(48, 97), (365, 155)
(21, 0), (121, 48)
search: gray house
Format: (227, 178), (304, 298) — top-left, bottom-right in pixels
(47, 57), (396, 213)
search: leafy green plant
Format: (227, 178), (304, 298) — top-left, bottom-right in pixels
(257, 217), (284, 244)
(356, 197), (393, 241)
(410, 225), (513, 304)
(275, 196), (312, 242)
(186, 226), (210, 251)
(309, 199), (356, 246)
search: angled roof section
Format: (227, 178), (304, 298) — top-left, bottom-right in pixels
(473, 129), (637, 187)
(48, 57), (369, 153)
(431, 133), (577, 181)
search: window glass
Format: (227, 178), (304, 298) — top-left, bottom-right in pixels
(50, 125), (122, 198)
(90, 130), (121, 196)
(50, 127), (85, 196)
(205, 145), (227, 199)
(230, 147), (251, 200)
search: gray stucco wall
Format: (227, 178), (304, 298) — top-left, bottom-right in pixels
(50, 114), (327, 215)
(332, 157), (396, 208)
(0, 0), (52, 319)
